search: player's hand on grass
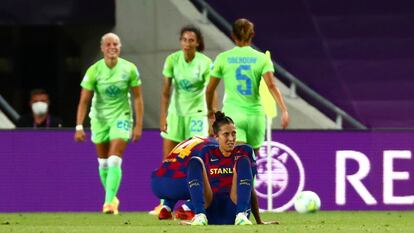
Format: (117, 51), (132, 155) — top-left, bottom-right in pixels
(132, 126), (142, 142)
(74, 130), (86, 142)
(258, 220), (280, 225)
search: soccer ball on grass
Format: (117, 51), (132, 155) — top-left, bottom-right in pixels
(294, 190), (321, 213)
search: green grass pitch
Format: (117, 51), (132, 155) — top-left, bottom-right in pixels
(0, 211), (413, 233)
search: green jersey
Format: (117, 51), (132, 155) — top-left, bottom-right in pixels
(163, 50), (212, 116)
(81, 58), (142, 122)
(211, 46), (274, 114)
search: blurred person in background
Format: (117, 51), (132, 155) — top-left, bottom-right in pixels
(160, 25), (215, 160)
(17, 89), (63, 128)
(74, 32), (144, 215)
(206, 18), (289, 157)
(152, 25), (217, 215)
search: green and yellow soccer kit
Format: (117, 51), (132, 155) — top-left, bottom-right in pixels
(81, 58), (142, 144)
(161, 50), (212, 142)
(211, 46), (274, 148)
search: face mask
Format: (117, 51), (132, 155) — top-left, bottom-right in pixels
(32, 101), (48, 115)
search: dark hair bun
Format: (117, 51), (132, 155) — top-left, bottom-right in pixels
(212, 111), (234, 134)
(214, 111), (226, 121)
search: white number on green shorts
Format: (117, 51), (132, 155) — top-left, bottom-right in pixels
(190, 120), (203, 132)
(116, 120), (130, 131)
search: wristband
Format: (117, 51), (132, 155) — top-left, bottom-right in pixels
(75, 125), (84, 131)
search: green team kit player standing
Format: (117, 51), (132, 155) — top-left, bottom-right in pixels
(152, 25), (215, 216)
(74, 32), (144, 215)
(160, 25), (215, 160)
(206, 18), (289, 156)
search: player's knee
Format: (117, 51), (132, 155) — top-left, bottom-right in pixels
(236, 156), (250, 170)
(188, 157), (208, 180)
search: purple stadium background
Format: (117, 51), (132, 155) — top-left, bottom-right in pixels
(204, 0), (414, 129)
(1, 130), (413, 212)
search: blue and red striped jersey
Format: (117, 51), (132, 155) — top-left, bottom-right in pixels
(153, 136), (217, 179)
(196, 144), (257, 194)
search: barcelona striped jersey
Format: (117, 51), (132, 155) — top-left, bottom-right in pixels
(195, 144), (257, 194)
(153, 136), (257, 194)
(153, 136), (216, 179)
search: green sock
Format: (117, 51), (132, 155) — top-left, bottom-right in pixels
(99, 168), (108, 190)
(105, 166), (122, 204)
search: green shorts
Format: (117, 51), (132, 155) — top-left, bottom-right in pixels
(224, 110), (265, 149)
(160, 113), (208, 143)
(90, 116), (132, 144)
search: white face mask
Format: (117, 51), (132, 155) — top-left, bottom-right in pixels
(32, 101), (48, 115)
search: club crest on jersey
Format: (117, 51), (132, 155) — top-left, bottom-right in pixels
(255, 141), (305, 212)
(105, 85), (121, 97)
(120, 74), (128, 81)
(178, 79), (193, 91)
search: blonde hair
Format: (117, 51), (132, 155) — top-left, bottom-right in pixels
(232, 18), (254, 42)
(100, 32), (122, 47)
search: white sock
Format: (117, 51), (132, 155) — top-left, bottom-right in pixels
(108, 155), (122, 168)
(98, 158), (108, 169)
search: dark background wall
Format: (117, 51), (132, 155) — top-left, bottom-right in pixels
(2, 0), (414, 128)
(0, 0), (115, 126)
